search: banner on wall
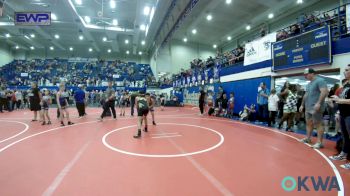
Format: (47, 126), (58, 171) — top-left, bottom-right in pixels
(213, 63), (221, 83)
(243, 32), (277, 66)
(347, 4), (350, 33)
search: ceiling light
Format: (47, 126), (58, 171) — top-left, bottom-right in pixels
(110, 0), (116, 9)
(126, 50), (130, 54)
(297, 0), (303, 4)
(268, 13), (274, 19)
(140, 24), (146, 31)
(108, 49), (111, 53)
(89, 48), (93, 52)
(206, 14), (212, 21)
(183, 37), (187, 42)
(79, 35), (84, 40)
(112, 19), (118, 26)
(50, 46), (54, 50)
(51, 13), (57, 20)
(141, 40), (145, 45)
(24, 35), (30, 40)
(84, 16), (91, 23)
(226, 0), (232, 4)
(5, 33), (10, 38)
(144, 6), (150, 16)
(30, 34), (35, 38)
(15, 46), (19, 49)
(54, 34), (60, 39)
(69, 47), (73, 51)
(213, 44), (217, 48)
(103, 37), (107, 42)
(138, 51), (142, 55)
(227, 36), (232, 41)
(125, 39), (129, 44)
(75, 0), (82, 5)
(246, 25), (251, 30)
(192, 29), (197, 34)
(30, 46), (35, 50)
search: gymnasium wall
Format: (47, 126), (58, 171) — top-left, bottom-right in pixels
(222, 0), (340, 52)
(149, 39), (216, 76)
(9, 49), (150, 64)
(0, 43), (14, 67)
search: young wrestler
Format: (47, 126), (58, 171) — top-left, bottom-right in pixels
(41, 89), (52, 125)
(134, 92), (149, 138)
(146, 93), (156, 125)
(57, 83), (74, 126)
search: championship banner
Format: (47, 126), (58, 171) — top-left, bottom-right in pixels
(213, 63), (221, 83)
(244, 32), (277, 66)
(204, 69), (209, 83)
(347, 4), (350, 33)
(197, 70), (202, 83)
(192, 72), (197, 84)
(187, 76), (191, 85)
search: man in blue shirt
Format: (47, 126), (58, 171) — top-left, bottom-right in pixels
(74, 84), (86, 118)
(257, 82), (269, 122)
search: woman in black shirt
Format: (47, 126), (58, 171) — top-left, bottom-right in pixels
(29, 82), (42, 121)
(330, 65), (350, 170)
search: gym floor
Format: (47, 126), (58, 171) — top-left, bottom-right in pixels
(0, 106), (349, 196)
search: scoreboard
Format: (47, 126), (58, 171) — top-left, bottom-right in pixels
(272, 25), (331, 71)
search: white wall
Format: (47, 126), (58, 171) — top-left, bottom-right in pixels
(14, 49), (150, 64)
(0, 43), (14, 66)
(150, 39), (216, 77)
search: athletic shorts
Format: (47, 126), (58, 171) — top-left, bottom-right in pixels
(138, 108), (149, 117)
(305, 110), (324, 124)
(149, 107), (154, 112)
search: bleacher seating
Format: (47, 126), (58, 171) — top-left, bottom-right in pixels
(0, 59), (155, 87)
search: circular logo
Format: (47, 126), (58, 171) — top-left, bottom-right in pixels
(102, 123), (224, 158)
(281, 176), (297, 192)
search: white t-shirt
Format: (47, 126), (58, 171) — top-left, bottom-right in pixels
(268, 94), (279, 111)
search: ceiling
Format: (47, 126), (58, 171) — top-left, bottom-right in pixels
(0, 0), (323, 58)
(0, 0), (159, 56)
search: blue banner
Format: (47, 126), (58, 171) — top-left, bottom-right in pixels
(15, 12), (51, 26)
(272, 25), (331, 71)
(213, 63), (221, 83)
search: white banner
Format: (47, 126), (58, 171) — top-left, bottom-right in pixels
(244, 32), (277, 66)
(20, 73), (28, 77)
(347, 4), (350, 34)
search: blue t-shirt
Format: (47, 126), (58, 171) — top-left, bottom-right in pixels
(74, 89), (85, 104)
(257, 88), (269, 105)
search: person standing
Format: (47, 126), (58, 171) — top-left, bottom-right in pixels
(74, 84), (86, 118)
(98, 81), (116, 121)
(41, 89), (52, 125)
(29, 82), (42, 121)
(299, 68), (329, 149)
(329, 65), (350, 169)
(146, 93), (156, 125)
(15, 90), (23, 109)
(268, 89), (279, 127)
(257, 82), (269, 122)
(130, 91), (139, 116)
(57, 83), (74, 126)
(134, 92), (149, 139)
(278, 84), (297, 131)
(228, 92), (235, 118)
(0, 86), (7, 113)
(198, 90), (206, 116)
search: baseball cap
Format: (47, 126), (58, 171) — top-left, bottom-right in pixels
(304, 68), (316, 74)
(78, 84), (83, 88)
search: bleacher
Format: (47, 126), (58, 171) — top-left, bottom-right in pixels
(0, 59), (155, 88)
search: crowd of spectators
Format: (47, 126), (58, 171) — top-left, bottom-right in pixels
(0, 59), (156, 88)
